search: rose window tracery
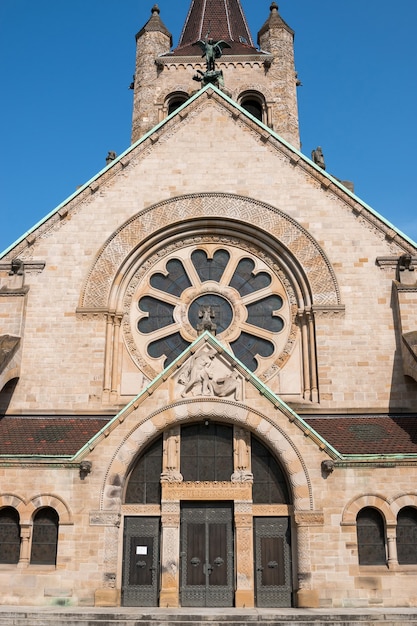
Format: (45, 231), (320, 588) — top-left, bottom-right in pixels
(126, 240), (294, 378)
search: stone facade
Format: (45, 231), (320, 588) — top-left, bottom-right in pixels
(1, 1), (417, 611)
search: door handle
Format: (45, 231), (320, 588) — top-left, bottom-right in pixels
(204, 562), (214, 576)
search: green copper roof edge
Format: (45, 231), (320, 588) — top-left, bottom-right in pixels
(337, 453), (417, 461)
(74, 330), (342, 460)
(2, 83), (415, 259)
(205, 85), (417, 249)
(0, 88), (206, 260)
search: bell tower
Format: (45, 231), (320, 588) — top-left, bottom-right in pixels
(131, 2), (300, 148)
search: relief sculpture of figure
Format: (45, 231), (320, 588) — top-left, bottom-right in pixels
(179, 350), (215, 397)
(211, 372), (241, 401)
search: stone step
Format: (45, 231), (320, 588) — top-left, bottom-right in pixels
(1, 610), (417, 626)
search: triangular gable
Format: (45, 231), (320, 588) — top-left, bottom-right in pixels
(1, 83), (416, 259)
(73, 331), (341, 461)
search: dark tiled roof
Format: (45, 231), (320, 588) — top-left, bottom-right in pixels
(0, 416), (111, 457)
(174, 0), (257, 57)
(304, 415), (417, 455)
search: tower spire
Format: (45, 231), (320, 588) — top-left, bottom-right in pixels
(177, 0), (254, 53)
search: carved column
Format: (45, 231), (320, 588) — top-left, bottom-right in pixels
(294, 511), (322, 608)
(234, 501), (255, 608)
(159, 501), (181, 607)
(307, 308), (319, 403)
(103, 313), (114, 400)
(111, 315), (123, 397)
(387, 525), (399, 569)
(298, 309), (311, 401)
(18, 525), (31, 568)
(161, 427), (183, 483)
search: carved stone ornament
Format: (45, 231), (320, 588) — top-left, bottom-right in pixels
(123, 235), (298, 381)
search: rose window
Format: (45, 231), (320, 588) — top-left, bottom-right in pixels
(128, 241), (292, 377)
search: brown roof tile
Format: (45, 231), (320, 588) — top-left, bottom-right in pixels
(0, 416), (111, 457)
(174, 0), (257, 56)
(304, 415), (417, 455)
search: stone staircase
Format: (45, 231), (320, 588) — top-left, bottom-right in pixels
(1, 608), (417, 626)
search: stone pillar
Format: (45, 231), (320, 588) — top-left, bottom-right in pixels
(18, 525), (31, 568)
(110, 315), (122, 398)
(294, 512), (322, 608)
(387, 525), (399, 569)
(103, 313), (114, 400)
(234, 501), (255, 608)
(159, 501), (181, 607)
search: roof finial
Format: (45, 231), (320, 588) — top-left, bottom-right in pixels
(270, 2), (279, 12)
(151, 4), (160, 16)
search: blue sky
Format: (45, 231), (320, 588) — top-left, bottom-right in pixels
(0, 1), (416, 254)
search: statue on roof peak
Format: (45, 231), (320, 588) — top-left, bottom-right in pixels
(193, 35), (231, 72)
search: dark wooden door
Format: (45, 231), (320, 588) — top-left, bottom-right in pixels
(122, 517), (160, 606)
(254, 517), (292, 607)
(180, 502), (234, 607)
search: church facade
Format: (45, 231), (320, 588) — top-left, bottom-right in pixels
(1, 0), (417, 610)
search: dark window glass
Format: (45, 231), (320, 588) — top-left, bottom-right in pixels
(181, 423), (233, 481)
(168, 97), (187, 115)
(191, 249), (230, 283)
(230, 332), (274, 372)
(356, 508), (386, 566)
(30, 508), (59, 565)
(188, 294), (233, 334)
(148, 332), (190, 367)
(246, 296), (284, 332)
(229, 258), (271, 296)
(125, 437), (163, 504)
(251, 436), (291, 504)
(138, 297), (175, 333)
(241, 99), (263, 121)
(397, 507), (417, 565)
(150, 259), (191, 297)
(0, 507), (20, 564)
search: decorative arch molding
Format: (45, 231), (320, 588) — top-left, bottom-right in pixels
(0, 493), (26, 514)
(100, 399), (313, 513)
(341, 494), (396, 526)
(26, 494), (73, 526)
(78, 193), (341, 313)
(390, 493), (417, 517)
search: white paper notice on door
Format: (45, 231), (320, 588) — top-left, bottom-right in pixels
(136, 546), (148, 555)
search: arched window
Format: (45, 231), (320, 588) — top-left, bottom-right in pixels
(0, 507), (20, 564)
(181, 422), (234, 481)
(239, 92), (265, 122)
(251, 436), (291, 504)
(356, 507), (386, 566)
(125, 436), (163, 504)
(30, 508), (59, 566)
(166, 92), (188, 116)
(397, 507), (417, 565)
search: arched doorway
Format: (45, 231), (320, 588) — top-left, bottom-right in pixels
(121, 422), (294, 608)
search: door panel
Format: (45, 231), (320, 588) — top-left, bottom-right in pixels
(254, 517), (292, 608)
(122, 517), (160, 607)
(180, 502), (234, 607)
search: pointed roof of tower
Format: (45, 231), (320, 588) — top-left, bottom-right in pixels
(172, 0), (257, 56)
(257, 2), (293, 43)
(136, 4), (172, 45)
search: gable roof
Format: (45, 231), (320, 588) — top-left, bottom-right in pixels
(1, 83), (416, 261)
